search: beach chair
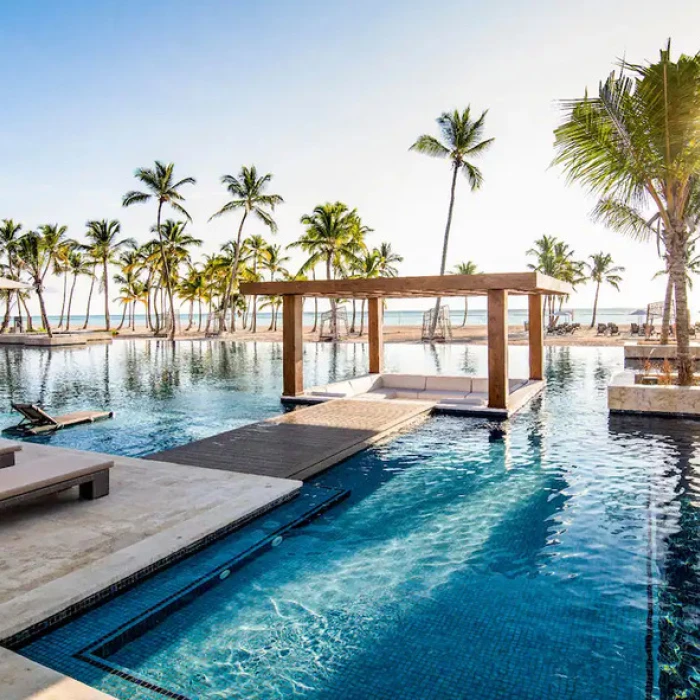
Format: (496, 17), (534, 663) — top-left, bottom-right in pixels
(609, 323), (620, 336)
(596, 323), (608, 336)
(0, 453), (112, 511)
(631, 323), (639, 336)
(8, 403), (114, 436)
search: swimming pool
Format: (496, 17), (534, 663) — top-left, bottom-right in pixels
(15, 345), (700, 698)
(0, 339), (527, 456)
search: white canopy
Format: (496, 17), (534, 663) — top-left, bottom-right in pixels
(0, 277), (30, 290)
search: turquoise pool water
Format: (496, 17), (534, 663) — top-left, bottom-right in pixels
(0, 339), (526, 456)
(16, 344), (700, 698)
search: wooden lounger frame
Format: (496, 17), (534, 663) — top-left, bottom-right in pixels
(0, 469), (110, 511)
(9, 403), (113, 435)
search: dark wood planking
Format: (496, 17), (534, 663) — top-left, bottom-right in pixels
(147, 399), (434, 481)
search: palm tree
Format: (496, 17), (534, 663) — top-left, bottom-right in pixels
(295, 203), (362, 338)
(82, 252), (99, 330)
(527, 236), (585, 325)
(15, 231), (53, 336)
(65, 251), (92, 330)
(453, 261), (479, 326)
(209, 166), (283, 331)
(122, 161), (197, 340)
(586, 253), (624, 328)
(261, 244), (290, 330)
(0, 220), (23, 332)
(553, 42), (700, 384)
(53, 241), (76, 329)
(84, 219), (135, 331)
(357, 249), (381, 336)
(244, 235), (271, 333)
(376, 242), (403, 278)
(410, 108), (494, 338)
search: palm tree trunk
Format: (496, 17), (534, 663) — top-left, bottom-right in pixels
(221, 212), (248, 333)
(430, 162), (459, 340)
(661, 274), (674, 344)
(311, 268), (319, 332)
(351, 299), (357, 333)
(462, 296), (468, 327)
(672, 250), (693, 385)
(116, 303), (127, 330)
(58, 272), (68, 328)
(186, 301), (193, 331)
(1, 293), (12, 333)
(83, 266), (96, 329)
(20, 296), (34, 331)
(36, 285), (52, 337)
(198, 298), (203, 332)
(359, 299), (366, 336)
(590, 282), (600, 329)
(327, 255), (337, 339)
(152, 201), (177, 340)
(66, 275), (77, 330)
(103, 259), (111, 330)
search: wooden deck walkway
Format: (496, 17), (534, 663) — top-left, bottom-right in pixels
(147, 398), (435, 481)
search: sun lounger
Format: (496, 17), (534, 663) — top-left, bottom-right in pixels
(0, 438), (21, 468)
(8, 403), (114, 435)
(609, 323), (620, 336)
(0, 453), (112, 511)
(596, 323), (608, 336)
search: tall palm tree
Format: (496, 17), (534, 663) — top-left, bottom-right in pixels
(553, 43), (700, 384)
(82, 252), (99, 330)
(53, 241), (76, 329)
(122, 161), (197, 340)
(84, 219), (135, 331)
(209, 166), (283, 331)
(586, 253), (624, 328)
(410, 108), (494, 338)
(453, 260), (479, 326)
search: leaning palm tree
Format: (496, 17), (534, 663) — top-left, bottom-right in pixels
(209, 166), (283, 331)
(586, 253), (624, 328)
(122, 161), (196, 340)
(84, 219), (135, 331)
(453, 261), (479, 326)
(410, 108), (494, 338)
(553, 42), (700, 384)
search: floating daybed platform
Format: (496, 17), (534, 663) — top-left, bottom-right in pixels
(7, 404), (114, 435)
(283, 373), (545, 419)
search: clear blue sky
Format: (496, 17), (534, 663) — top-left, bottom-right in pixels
(0, 0), (698, 314)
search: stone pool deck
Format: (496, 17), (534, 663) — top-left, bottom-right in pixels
(0, 441), (300, 699)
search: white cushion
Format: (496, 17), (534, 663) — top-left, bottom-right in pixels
(424, 391), (470, 401)
(381, 374), (427, 390)
(470, 378), (489, 392)
(425, 376), (472, 392)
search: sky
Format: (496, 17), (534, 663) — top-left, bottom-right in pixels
(0, 0), (698, 316)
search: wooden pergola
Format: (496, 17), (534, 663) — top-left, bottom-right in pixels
(240, 272), (573, 410)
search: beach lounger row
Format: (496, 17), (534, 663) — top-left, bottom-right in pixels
(0, 439), (112, 511)
(596, 323), (620, 336)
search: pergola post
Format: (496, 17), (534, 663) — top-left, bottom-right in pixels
(282, 294), (303, 396)
(488, 289), (508, 410)
(528, 294), (544, 381)
(368, 297), (384, 374)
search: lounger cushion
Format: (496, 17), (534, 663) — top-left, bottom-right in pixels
(0, 454), (113, 501)
(425, 376), (472, 393)
(381, 374), (428, 390)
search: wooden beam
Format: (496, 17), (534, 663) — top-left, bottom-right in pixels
(488, 289), (508, 410)
(528, 294), (544, 380)
(282, 295), (303, 396)
(241, 272), (573, 299)
(368, 297), (383, 374)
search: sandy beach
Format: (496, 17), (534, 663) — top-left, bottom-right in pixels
(107, 323), (637, 347)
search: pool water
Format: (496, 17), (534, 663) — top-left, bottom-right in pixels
(15, 345), (700, 698)
(0, 339), (508, 456)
